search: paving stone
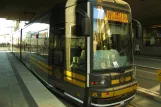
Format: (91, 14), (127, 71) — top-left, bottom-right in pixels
(9, 83), (24, 100)
(129, 94), (161, 107)
(12, 97), (29, 107)
(7, 72), (15, 77)
(8, 75), (18, 85)
(0, 77), (8, 88)
(0, 86), (12, 107)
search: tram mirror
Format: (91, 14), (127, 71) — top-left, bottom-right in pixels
(132, 19), (142, 38)
(81, 17), (90, 36)
(71, 25), (82, 36)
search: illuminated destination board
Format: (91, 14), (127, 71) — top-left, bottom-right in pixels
(93, 7), (129, 23)
(106, 10), (128, 23)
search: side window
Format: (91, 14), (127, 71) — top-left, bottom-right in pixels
(25, 36), (30, 52)
(37, 29), (49, 58)
(31, 33), (37, 54)
(36, 15), (50, 59)
(69, 12), (86, 72)
(53, 24), (65, 66)
(22, 28), (31, 53)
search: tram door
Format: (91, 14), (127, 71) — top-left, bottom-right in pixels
(61, 4), (88, 102)
(49, 3), (89, 102)
(47, 2), (66, 89)
(50, 23), (65, 89)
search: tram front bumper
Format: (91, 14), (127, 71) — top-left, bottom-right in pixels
(90, 82), (137, 107)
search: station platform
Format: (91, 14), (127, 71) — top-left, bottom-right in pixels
(0, 47), (161, 107)
(0, 48), (75, 107)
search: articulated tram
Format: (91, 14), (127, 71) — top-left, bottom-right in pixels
(10, 0), (137, 106)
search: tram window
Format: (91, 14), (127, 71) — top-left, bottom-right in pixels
(31, 34), (37, 54)
(35, 15), (50, 59)
(37, 29), (49, 58)
(69, 13), (86, 72)
(22, 31), (31, 53)
(22, 14), (49, 58)
(69, 38), (86, 72)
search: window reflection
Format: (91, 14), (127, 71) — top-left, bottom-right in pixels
(65, 6), (87, 72)
(13, 31), (20, 57)
(22, 15), (50, 62)
(93, 6), (131, 70)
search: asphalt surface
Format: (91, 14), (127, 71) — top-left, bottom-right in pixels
(127, 94), (161, 107)
(134, 55), (161, 69)
(134, 55), (161, 93)
(53, 94), (161, 107)
(55, 94), (161, 107)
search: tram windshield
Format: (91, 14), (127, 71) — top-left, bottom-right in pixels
(93, 6), (132, 71)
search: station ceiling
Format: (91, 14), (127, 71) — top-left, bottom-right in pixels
(0, 0), (59, 21)
(0, 0), (160, 25)
(125, 0), (161, 25)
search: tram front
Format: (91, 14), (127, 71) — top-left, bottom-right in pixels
(88, 1), (137, 107)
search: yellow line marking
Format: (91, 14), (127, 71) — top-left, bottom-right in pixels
(114, 85), (137, 96)
(101, 92), (114, 98)
(112, 76), (132, 85)
(64, 76), (85, 88)
(125, 76), (131, 81)
(30, 56), (52, 70)
(64, 71), (86, 81)
(111, 79), (119, 85)
(30, 59), (52, 75)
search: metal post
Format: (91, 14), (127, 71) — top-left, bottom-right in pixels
(83, 36), (91, 107)
(83, 2), (91, 107)
(83, 87), (91, 107)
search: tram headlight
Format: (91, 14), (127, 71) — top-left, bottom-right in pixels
(91, 80), (106, 85)
(100, 80), (106, 85)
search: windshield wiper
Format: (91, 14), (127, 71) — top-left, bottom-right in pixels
(119, 50), (127, 56)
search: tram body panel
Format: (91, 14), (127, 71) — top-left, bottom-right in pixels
(21, 15), (50, 82)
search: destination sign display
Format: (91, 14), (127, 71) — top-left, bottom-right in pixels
(93, 7), (129, 23)
(106, 10), (128, 23)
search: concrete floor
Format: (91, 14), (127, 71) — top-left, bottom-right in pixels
(0, 49), (28, 107)
(128, 94), (161, 107)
